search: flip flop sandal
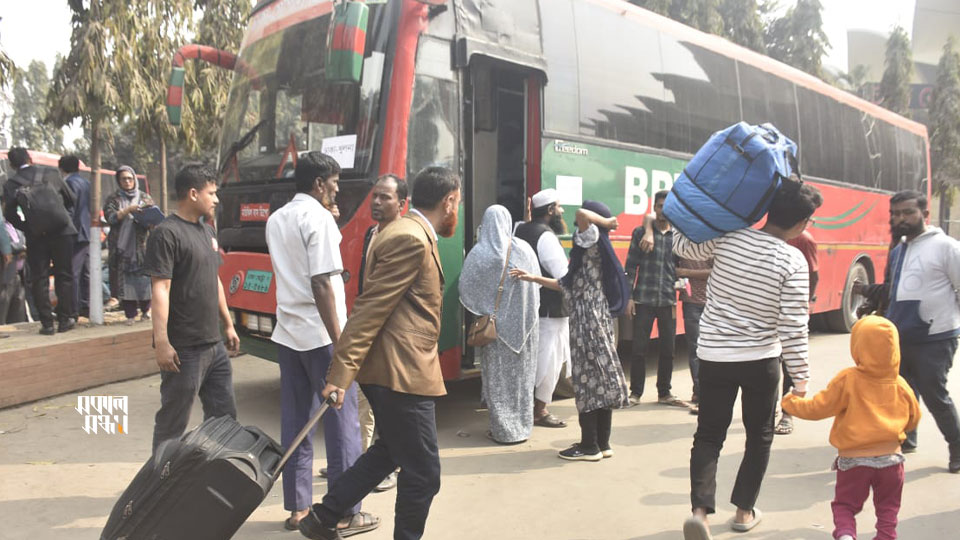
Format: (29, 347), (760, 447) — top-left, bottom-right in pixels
(284, 517), (300, 531)
(683, 516), (713, 540)
(774, 418), (793, 435)
(730, 508), (762, 532)
(534, 413), (567, 428)
(338, 511), (380, 538)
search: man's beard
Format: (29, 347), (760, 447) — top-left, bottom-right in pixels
(548, 213), (567, 235)
(438, 208), (458, 238)
(890, 221), (923, 240)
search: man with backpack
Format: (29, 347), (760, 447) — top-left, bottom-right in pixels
(2, 147), (78, 335)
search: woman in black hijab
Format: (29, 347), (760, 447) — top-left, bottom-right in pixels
(512, 200), (630, 461)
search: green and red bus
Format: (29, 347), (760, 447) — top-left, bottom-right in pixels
(213, 0), (929, 379)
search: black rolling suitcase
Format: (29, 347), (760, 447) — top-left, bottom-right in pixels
(101, 393), (338, 540)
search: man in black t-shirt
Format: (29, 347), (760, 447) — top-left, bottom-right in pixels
(143, 165), (240, 453)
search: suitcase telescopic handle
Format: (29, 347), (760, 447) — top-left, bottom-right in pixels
(273, 391), (339, 476)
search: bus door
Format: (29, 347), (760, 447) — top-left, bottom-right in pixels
(464, 59), (542, 244)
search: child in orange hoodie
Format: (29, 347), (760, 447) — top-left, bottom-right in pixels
(782, 315), (921, 540)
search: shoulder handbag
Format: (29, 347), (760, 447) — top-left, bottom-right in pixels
(466, 240), (513, 348)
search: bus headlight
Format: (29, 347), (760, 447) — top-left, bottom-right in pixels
(244, 313), (260, 333)
(258, 316), (274, 334)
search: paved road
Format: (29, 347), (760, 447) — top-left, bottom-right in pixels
(1, 332), (957, 539)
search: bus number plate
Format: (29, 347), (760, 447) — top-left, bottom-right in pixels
(242, 270), (273, 293)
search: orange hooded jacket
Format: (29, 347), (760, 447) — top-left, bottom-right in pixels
(781, 315), (921, 458)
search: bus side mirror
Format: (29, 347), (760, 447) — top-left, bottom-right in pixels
(326, 1), (369, 84)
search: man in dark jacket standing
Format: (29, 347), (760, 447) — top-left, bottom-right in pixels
(2, 147), (77, 334)
(60, 155), (91, 318)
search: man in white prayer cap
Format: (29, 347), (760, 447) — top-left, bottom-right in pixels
(514, 188), (570, 428)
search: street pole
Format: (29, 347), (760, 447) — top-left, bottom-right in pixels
(88, 118), (104, 325)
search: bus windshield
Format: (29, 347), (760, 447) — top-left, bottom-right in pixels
(219, 2), (394, 182)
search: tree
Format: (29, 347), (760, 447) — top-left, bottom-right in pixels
(719, 0), (766, 53)
(878, 26), (912, 116)
(928, 36), (960, 232)
(10, 60), (64, 152)
(119, 0), (194, 213)
(835, 64), (869, 95)
(181, 0), (252, 156)
(669, 0), (724, 34)
(0, 19), (14, 90)
(629, 0), (672, 16)
(764, 0), (830, 78)
(47, 0), (129, 324)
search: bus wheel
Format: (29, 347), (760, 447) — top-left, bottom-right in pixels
(825, 261), (870, 333)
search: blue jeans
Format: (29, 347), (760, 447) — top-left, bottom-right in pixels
(278, 344), (362, 514)
(152, 341), (237, 453)
(900, 338), (960, 457)
(682, 302), (704, 397)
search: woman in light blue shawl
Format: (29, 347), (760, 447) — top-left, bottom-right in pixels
(459, 205), (541, 444)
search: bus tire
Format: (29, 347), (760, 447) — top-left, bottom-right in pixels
(825, 261), (870, 333)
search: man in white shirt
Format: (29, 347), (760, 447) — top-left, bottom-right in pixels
(515, 189), (570, 428)
(266, 152), (379, 536)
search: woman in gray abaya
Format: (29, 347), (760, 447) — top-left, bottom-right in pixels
(460, 205), (541, 444)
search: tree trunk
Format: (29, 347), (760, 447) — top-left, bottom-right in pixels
(941, 188), (953, 236)
(160, 136), (168, 214)
(88, 116), (105, 325)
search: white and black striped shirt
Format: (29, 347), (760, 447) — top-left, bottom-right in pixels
(673, 228), (810, 386)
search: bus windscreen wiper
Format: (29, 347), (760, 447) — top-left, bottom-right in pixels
(219, 119), (268, 175)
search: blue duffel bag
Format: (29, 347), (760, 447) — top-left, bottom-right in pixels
(663, 122), (798, 243)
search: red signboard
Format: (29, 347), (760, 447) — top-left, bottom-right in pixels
(240, 203), (270, 222)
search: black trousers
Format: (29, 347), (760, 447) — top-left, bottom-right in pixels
(578, 408), (613, 454)
(690, 358), (779, 514)
(631, 304), (677, 397)
(26, 233), (75, 326)
(900, 338), (960, 455)
(316, 384), (441, 540)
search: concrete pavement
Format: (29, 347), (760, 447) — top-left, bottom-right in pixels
(1, 332), (957, 539)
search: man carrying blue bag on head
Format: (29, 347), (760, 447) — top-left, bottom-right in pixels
(661, 123), (824, 540)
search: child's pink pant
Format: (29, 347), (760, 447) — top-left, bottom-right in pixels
(832, 463), (904, 540)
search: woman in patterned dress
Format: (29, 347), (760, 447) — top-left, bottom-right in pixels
(511, 200), (630, 461)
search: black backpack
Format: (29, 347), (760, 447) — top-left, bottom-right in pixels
(10, 168), (74, 236)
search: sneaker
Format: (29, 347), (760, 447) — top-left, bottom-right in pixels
(690, 393), (699, 404)
(39, 325), (56, 336)
(58, 318), (76, 333)
(125, 318), (136, 326)
(558, 443), (602, 462)
(658, 394), (687, 407)
(140, 311), (151, 321)
(949, 456), (960, 474)
(628, 393), (642, 406)
(902, 444), (918, 454)
(374, 471), (397, 492)
(600, 447), (614, 459)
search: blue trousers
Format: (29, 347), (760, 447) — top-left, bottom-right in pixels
(279, 344), (362, 514)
